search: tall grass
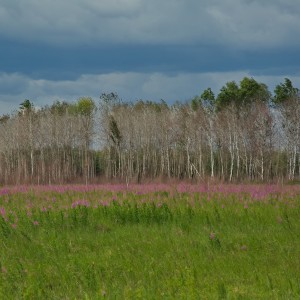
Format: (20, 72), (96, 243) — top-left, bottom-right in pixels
(0, 184), (300, 299)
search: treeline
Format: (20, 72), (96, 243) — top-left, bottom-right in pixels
(0, 77), (299, 184)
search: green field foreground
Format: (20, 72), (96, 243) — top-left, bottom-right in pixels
(1, 185), (300, 299)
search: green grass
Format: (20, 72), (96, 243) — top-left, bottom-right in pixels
(0, 188), (300, 299)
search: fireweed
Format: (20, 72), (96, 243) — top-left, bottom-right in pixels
(0, 183), (299, 299)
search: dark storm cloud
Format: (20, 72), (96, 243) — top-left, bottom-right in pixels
(0, 0), (300, 114)
(1, 38), (299, 80)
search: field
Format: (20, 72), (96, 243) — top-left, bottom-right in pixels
(1, 183), (300, 299)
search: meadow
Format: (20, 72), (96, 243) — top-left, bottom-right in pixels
(1, 183), (300, 299)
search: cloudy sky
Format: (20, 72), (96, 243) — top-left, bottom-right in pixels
(1, 0), (300, 114)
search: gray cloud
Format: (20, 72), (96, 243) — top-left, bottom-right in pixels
(0, 73), (29, 95)
(0, 0), (299, 48)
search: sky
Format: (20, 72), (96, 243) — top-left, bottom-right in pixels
(1, 0), (300, 114)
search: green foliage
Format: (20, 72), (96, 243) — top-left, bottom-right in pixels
(19, 99), (34, 115)
(50, 101), (72, 115)
(216, 81), (240, 110)
(191, 88), (215, 112)
(109, 116), (122, 146)
(20, 99), (34, 110)
(273, 78), (299, 104)
(201, 87), (216, 110)
(239, 77), (270, 104)
(216, 77), (271, 110)
(191, 96), (200, 111)
(76, 97), (96, 117)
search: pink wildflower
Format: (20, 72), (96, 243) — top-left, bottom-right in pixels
(71, 202), (78, 208)
(0, 207), (6, 216)
(0, 207), (7, 221)
(71, 199), (91, 208)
